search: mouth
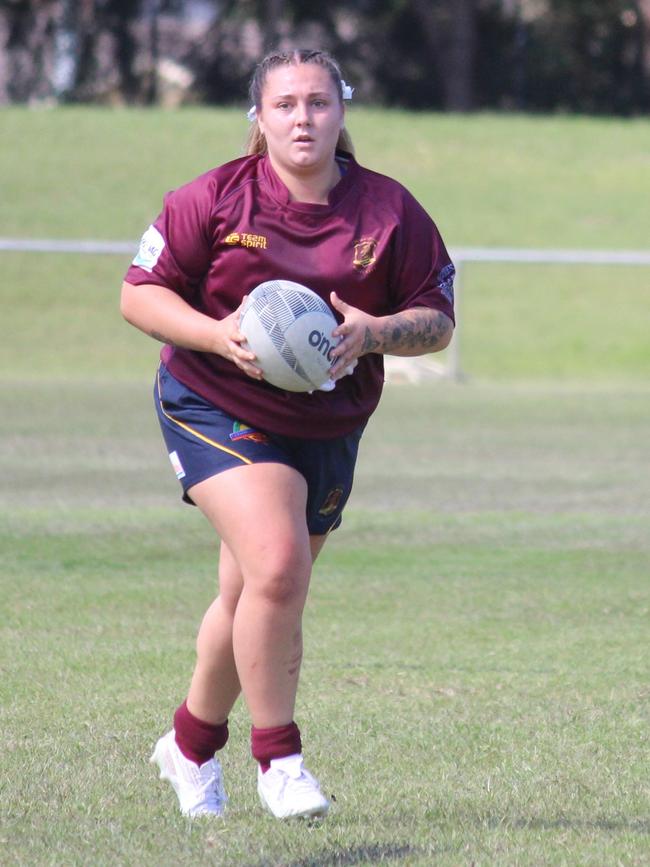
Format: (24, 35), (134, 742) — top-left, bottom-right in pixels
(294, 135), (314, 144)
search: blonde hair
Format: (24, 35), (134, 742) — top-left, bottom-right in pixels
(245, 49), (355, 157)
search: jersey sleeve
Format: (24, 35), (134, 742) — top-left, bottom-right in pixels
(389, 191), (455, 325)
(123, 175), (214, 300)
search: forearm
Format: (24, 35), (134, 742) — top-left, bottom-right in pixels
(120, 281), (219, 352)
(363, 307), (454, 357)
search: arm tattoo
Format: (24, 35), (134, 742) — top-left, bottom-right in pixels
(149, 330), (176, 346)
(361, 327), (381, 353)
(379, 309), (451, 353)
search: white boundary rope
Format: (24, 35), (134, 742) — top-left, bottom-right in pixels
(3, 239), (649, 382)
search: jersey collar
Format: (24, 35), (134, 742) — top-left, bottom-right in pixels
(259, 150), (358, 213)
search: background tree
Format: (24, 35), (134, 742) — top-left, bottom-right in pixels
(411, 0), (478, 111)
(0, 0), (647, 113)
(1, 0), (62, 103)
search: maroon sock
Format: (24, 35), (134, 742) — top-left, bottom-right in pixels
(173, 700), (229, 765)
(251, 721), (302, 773)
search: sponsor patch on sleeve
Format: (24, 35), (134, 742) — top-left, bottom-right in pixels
(132, 225), (165, 273)
(437, 263), (455, 304)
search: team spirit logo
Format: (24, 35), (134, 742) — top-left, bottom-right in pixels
(353, 237), (378, 269)
(318, 486), (344, 517)
(224, 231), (268, 249)
(229, 421), (269, 444)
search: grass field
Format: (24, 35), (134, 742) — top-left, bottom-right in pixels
(1, 108), (649, 865)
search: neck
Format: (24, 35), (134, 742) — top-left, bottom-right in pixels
(269, 157), (341, 205)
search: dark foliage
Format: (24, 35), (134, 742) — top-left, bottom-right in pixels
(0, 0), (648, 113)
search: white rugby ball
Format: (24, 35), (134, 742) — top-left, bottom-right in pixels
(240, 280), (339, 392)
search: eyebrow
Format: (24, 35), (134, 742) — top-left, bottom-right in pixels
(270, 91), (333, 100)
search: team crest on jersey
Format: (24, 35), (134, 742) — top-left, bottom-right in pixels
(353, 238), (377, 269)
(318, 485), (344, 517)
(224, 231), (268, 249)
(229, 421), (269, 444)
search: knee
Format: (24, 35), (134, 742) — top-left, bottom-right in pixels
(249, 545), (312, 607)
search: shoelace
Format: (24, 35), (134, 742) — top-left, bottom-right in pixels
(189, 767), (225, 810)
(277, 767), (320, 798)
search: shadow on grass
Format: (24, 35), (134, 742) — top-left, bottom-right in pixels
(252, 843), (421, 867)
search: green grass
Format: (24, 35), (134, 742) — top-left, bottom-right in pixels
(1, 108), (649, 864)
(1, 107), (649, 248)
(1, 107), (649, 382)
(1, 382), (649, 865)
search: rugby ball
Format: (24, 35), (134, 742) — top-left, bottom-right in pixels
(240, 280), (339, 392)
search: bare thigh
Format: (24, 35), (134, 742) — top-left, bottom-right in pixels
(189, 462), (312, 596)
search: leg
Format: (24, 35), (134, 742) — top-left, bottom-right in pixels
(150, 490), (325, 819)
(186, 541), (244, 724)
(188, 462), (313, 728)
(187, 532), (329, 725)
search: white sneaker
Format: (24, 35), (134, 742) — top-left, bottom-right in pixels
(257, 753), (330, 819)
(150, 729), (227, 817)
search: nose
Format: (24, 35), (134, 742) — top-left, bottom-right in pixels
(295, 100), (311, 126)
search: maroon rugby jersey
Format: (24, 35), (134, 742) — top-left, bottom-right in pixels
(124, 152), (455, 438)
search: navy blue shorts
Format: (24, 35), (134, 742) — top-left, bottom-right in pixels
(154, 364), (365, 536)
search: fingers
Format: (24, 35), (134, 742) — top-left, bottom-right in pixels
(329, 292), (360, 376)
(242, 363), (264, 381)
(230, 339), (263, 380)
(236, 357), (264, 380)
(215, 311), (263, 379)
(330, 290), (346, 312)
(329, 354), (358, 381)
(329, 334), (359, 379)
(230, 327), (250, 348)
(330, 291), (357, 339)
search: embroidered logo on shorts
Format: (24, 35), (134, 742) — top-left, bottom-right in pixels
(132, 225), (165, 273)
(318, 486), (344, 517)
(353, 237), (378, 270)
(229, 421), (269, 444)
(169, 450), (186, 479)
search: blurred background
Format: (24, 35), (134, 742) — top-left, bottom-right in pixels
(2, 0), (650, 114)
(2, 6), (650, 865)
(1, 0), (649, 384)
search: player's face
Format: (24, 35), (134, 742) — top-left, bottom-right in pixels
(257, 64), (344, 176)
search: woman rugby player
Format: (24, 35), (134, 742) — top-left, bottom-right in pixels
(120, 48), (455, 820)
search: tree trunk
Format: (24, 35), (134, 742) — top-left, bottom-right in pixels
(2, 0), (61, 103)
(71, 0), (98, 101)
(445, 0), (477, 110)
(411, 0), (477, 111)
(262, 0), (286, 52)
(638, 0), (650, 108)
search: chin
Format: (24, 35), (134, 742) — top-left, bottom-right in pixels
(291, 155), (319, 170)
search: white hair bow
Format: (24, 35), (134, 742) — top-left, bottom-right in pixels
(340, 80), (354, 100)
